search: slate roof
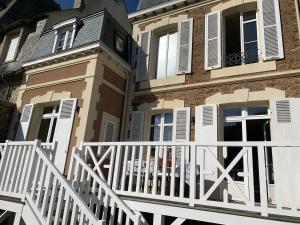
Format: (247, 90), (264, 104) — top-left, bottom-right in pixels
(137, 0), (173, 11)
(30, 12), (105, 61)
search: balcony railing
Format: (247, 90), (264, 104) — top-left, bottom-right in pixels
(224, 50), (260, 67)
(79, 141), (300, 218)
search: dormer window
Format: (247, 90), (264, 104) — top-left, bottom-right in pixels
(0, 31), (20, 63)
(52, 17), (80, 53)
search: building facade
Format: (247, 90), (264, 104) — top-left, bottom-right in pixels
(15, 0), (132, 174)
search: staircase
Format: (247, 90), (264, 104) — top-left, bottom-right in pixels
(0, 141), (146, 225)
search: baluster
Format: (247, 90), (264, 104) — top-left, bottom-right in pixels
(112, 145), (122, 191)
(189, 144), (196, 206)
(144, 146), (151, 194)
(247, 147), (255, 206)
(170, 146), (176, 197)
(125, 216), (130, 225)
(3, 145), (17, 191)
(41, 173), (54, 216)
(161, 146), (167, 196)
(121, 146), (129, 191)
(70, 203), (79, 225)
(102, 192), (110, 222)
(117, 209), (123, 225)
(36, 163), (48, 209)
(95, 186), (103, 219)
(14, 145), (28, 193)
(109, 201), (116, 225)
(180, 146), (185, 198)
(53, 187), (66, 225)
(128, 146), (136, 192)
(46, 178), (59, 224)
(30, 156), (42, 199)
(9, 145), (22, 192)
(0, 145), (12, 190)
(199, 146), (205, 200)
(61, 194), (71, 225)
(153, 146), (159, 195)
(258, 145), (268, 217)
(107, 146), (116, 187)
(79, 212), (86, 225)
(136, 146), (144, 193)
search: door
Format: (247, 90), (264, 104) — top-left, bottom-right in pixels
(222, 106), (272, 202)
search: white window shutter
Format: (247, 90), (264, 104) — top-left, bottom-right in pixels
(270, 99), (300, 208)
(130, 111), (144, 141)
(104, 121), (115, 142)
(5, 35), (20, 62)
(136, 31), (151, 82)
(53, 98), (77, 173)
(174, 108), (190, 160)
(195, 104), (218, 198)
(259, 0), (284, 60)
(205, 11), (221, 70)
(15, 104), (34, 141)
(177, 18), (193, 74)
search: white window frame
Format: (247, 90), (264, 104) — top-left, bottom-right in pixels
(150, 112), (174, 142)
(38, 105), (60, 143)
(52, 18), (79, 53)
(1, 31), (21, 63)
(155, 30), (178, 79)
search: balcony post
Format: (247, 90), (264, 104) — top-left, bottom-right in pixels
(257, 145), (268, 217)
(189, 143), (196, 206)
(112, 144), (122, 191)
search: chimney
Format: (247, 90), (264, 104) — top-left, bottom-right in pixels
(73, 0), (84, 9)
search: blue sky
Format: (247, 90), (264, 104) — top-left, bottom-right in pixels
(59, 0), (139, 12)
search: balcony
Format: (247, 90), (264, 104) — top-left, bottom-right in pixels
(224, 50), (260, 68)
(79, 141), (300, 219)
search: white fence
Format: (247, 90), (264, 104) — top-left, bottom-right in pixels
(0, 141), (144, 225)
(80, 141), (300, 218)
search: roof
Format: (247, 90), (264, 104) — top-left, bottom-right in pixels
(30, 11), (105, 61)
(137, 0), (173, 11)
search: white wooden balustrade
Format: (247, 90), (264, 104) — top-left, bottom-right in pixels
(80, 141), (300, 219)
(0, 141), (145, 225)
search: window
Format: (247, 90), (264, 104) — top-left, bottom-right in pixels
(156, 31), (178, 79)
(55, 28), (73, 52)
(3, 33), (20, 62)
(37, 105), (59, 143)
(104, 121), (115, 142)
(115, 33), (125, 54)
(224, 10), (259, 67)
(150, 113), (174, 142)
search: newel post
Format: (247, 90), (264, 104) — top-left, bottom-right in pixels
(189, 143), (196, 206)
(112, 144), (122, 191)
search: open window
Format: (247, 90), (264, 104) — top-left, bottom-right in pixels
(223, 9), (259, 67)
(0, 31), (20, 63)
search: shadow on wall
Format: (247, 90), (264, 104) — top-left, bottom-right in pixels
(0, 101), (15, 142)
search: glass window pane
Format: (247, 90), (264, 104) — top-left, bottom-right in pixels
(151, 114), (161, 125)
(49, 118), (57, 142)
(243, 11), (256, 22)
(156, 34), (168, 79)
(243, 22), (257, 43)
(167, 32), (178, 77)
(37, 119), (51, 142)
(247, 107), (268, 116)
(223, 108), (242, 117)
(43, 106), (54, 114)
(163, 126), (173, 141)
(150, 127), (160, 141)
(244, 42), (258, 64)
(115, 34), (125, 53)
(164, 113), (173, 124)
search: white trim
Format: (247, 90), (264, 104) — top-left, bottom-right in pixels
(24, 43), (100, 67)
(53, 17), (79, 30)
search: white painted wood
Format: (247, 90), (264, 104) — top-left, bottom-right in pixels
(153, 214), (165, 225)
(15, 104), (34, 141)
(5, 35), (20, 62)
(270, 98), (300, 208)
(53, 98), (77, 173)
(177, 18), (193, 74)
(171, 218), (186, 225)
(205, 11), (221, 70)
(259, 0), (284, 60)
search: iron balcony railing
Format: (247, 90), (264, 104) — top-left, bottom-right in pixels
(224, 50), (261, 67)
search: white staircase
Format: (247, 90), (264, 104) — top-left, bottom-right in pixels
(0, 141), (146, 225)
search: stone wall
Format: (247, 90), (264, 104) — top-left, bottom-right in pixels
(0, 101), (15, 142)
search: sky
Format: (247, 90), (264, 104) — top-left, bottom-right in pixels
(59, 0), (139, 13)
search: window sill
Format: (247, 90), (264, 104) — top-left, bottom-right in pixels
(140, 75), (186, 89)
(210, 61), (277, 79)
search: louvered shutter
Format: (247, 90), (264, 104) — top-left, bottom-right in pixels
(15, 104), (34, 141)
(177, 19), (193, 74)
(195, 104), (218, 198)
(136, 31), (151, 82)
(259, 0), (284, 60)
(53, 99), (77, 173)
(104, 121), (115, 142)
(270, 99), (300, 208)
(174, 108), (190, 160)
(205, 11), (221, 70)
(130, 111), (144, 141)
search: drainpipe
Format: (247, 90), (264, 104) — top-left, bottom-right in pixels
(120, 70), (130, 141)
